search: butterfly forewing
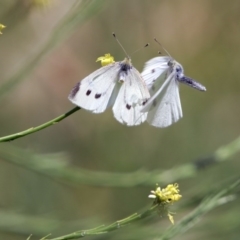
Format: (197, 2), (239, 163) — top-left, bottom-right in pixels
(68, 63), (119, 113)
(141, 68), (170, 113)
(141, 56), (170, 88)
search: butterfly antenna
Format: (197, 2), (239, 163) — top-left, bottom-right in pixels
(112, 32), (130, 59)
(131, 43), (149, 56)
(154, 38), (172, 58)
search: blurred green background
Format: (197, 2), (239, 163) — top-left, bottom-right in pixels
(0, 0), (240, 239)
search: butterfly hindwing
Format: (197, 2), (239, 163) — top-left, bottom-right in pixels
(113, 67), (150, 126)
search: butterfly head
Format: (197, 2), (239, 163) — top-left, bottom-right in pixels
(171, 61), (184, 79)
(120, 58), (132, 72)
(118, 58), (133, 82)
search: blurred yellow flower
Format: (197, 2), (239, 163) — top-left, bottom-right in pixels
(0, 24), (6, 34)
(33, 0), (51, 7)
(96, 54), (115, 66)
(149, 183), (182, 224)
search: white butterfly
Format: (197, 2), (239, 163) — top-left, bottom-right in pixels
(141, 56), (206, 128)
(68, 55), (150, 126)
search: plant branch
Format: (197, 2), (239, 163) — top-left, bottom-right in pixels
(0, 107), (80, 142)
(45, 205), (158, 240)
(0, 135), (239, 187)
(41, 179), (240, 240)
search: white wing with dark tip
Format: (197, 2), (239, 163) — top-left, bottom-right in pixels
(68, 63), (120, 114)
(113, 67), (150, 126)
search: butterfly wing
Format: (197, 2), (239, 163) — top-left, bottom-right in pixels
(141, 68), (170, 112)
(106, 82), (122, 109)
(113, 67), (150, 126)
(141, 56), (171, 89)
(68, 63), (120, 114)
(142, 72), (183, 128)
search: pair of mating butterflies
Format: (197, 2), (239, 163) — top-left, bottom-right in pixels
(68, 53), (206, 128)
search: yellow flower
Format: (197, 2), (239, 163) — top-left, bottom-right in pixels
(149, 183), (182, 224)
(96, 54), (115, 66)
(0, 24), (6, 34)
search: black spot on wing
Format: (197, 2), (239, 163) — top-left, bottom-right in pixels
(86, 90), (91, 96)
(151, 69), (155, 73)
(95, 93), (101, 99)
(69, 82), (80, 98)
(126, 104), (131, 110)
(142, 100), (148, 106)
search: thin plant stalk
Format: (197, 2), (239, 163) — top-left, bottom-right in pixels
(0, 107), (80, 142)
(0, 135), (240, 186)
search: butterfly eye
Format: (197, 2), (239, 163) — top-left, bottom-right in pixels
(176, 66), (183, 78)
(176, 67), (181, 72)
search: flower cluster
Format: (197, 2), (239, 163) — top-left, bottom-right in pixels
(149, 183), (182, 224)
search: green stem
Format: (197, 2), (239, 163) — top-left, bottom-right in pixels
(44, 179), (240, 240)
(0, 107), (80, 142)
(0, 135), (240, 186)
(46, 205), (158, 240)
(215, 136), (240, 161)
